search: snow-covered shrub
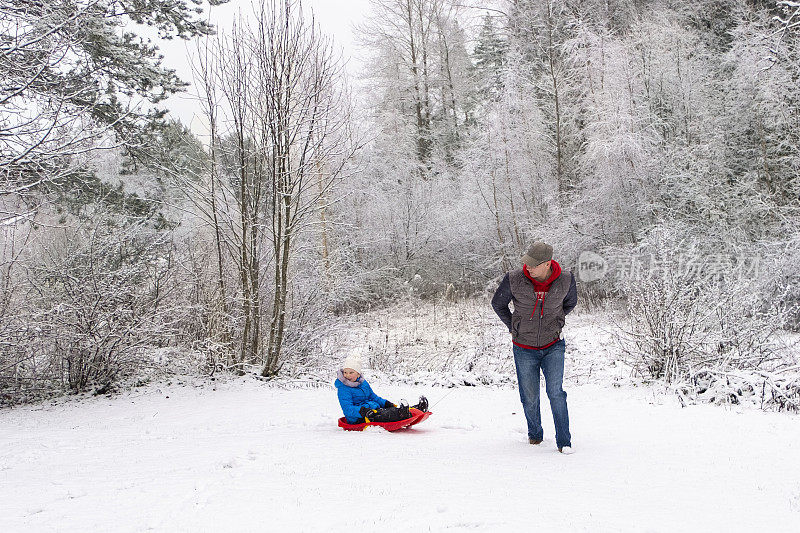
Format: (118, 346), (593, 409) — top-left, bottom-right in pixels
(277, 283), (337, 373)
(769, 232), (800, 332)
(0, 215), (174, 398)
(614, 227), (795, 411)
(620, 269), (789, 378)
(617, 267), (708, 383)
(677, 367), (800, 412)
(162, 229), (237, 372)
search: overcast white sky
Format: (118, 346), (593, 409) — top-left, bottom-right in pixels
(155, 0), (372, 135)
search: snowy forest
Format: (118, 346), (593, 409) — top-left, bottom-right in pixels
(2, 0), (800, 408)
(4, 1), (800, 530)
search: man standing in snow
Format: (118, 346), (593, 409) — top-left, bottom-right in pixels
(491, 242), (578, 454)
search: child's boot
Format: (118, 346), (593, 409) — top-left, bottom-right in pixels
(398, 402), (410, 419)
(412, 396), (428, 412)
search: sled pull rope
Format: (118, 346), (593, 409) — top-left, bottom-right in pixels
(431, 387), (456, 409)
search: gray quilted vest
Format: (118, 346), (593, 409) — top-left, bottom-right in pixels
(509, 268), (572, 348)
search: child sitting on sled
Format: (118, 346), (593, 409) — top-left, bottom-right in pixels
(335, 353), (427, 424)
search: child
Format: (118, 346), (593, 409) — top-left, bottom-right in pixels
(335, 354), (427, 424)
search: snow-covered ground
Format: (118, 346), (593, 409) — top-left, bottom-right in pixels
(2, 375), (799, 532)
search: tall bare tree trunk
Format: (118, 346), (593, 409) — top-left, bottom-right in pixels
(317, 156), (331, 281)
(503, 136), (522, 248)
(405, 0), (432, 169)
(236, 124), (252, 367)
(546, 1), (564, 194)
(201, 62), (231, 364)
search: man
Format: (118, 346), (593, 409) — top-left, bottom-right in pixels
(492, 241), (578, 454)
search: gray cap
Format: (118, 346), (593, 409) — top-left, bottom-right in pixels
(522, 241), (553, 266)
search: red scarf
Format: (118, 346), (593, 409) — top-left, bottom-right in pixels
(522, 260), (562, 318)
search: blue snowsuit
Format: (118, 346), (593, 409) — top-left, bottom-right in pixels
(335, 378), (389, 423)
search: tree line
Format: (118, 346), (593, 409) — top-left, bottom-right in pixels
(1, 0), (799, 404)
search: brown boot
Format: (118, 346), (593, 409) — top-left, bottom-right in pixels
(529, 438), (543, 445)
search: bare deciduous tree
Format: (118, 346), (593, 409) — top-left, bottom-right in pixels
(359, 0), (470, 173)
(193, 0), (357, 375)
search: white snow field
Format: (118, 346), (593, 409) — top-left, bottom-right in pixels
(2, 377), (799, 532)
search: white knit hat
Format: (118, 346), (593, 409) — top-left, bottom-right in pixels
(342, 353), (363, 374)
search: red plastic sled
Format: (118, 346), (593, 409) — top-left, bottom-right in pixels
(406, 408), (431, 427)
(338, 407), (432, 432)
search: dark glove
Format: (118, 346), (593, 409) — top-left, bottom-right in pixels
(383, 400), (396, 409)
(359, 406), (379, 421)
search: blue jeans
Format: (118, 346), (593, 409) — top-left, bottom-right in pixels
(513, 339), (571, 448)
